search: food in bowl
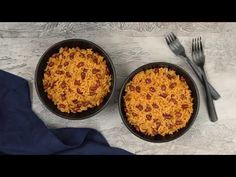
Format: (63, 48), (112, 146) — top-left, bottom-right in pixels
(123, 67), (193, 136)
(42, 47), (112, 113)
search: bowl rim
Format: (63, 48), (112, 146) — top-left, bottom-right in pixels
(118, 62), (200, 143)
(35, 38), (116, 120)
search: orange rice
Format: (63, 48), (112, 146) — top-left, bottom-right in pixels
(43, 47), (111, 113)
(124, 67), (193, 136)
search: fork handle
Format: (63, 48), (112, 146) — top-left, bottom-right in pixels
(201, 67), (218, 122)
(182, 55), (221, 100)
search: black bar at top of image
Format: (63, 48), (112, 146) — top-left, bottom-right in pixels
(0, 1), (235, 22)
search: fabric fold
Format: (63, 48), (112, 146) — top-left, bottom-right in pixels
(0, 70), (131, 155)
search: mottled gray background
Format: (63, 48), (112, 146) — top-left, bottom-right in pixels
(0, 22), (235, 154)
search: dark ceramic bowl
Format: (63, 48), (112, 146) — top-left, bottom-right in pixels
(118, 62), (200, 142)
(35, 39), (116, 120)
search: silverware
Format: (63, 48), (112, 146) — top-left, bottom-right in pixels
(192, 37), (218, 122)
(165, 32), (220, 100)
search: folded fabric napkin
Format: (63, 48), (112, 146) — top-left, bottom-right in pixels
(0, 70), (131, 155)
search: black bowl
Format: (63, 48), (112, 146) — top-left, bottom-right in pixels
(118, 62), (200, 142)
(35, 39), (116, 120)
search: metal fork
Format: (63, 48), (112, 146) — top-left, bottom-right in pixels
(192, 37), (218, 122)
(165, 32), (220, 100)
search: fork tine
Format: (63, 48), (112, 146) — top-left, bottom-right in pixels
(199, 37), (203, 56)
(198, 38), (201, 56)
(167, 33), (173, 42)
(197, 37), (200, 53)
(166, 34), (170, 42)
(194, 38), (198, 58)
(193, 38), (195, 52)
(169, 33), (175, 42)
(192, 39), (194, 51)
(165, 34), (178, 52)
(199, 37), (203, 54)
(165, 32), (186, 55)
(196, 38), (200, 52)
(165, 35), (170, 45)
(170, 32), (177, 40)
(167, 34), (174, 43)
(192, 38), (195, 57)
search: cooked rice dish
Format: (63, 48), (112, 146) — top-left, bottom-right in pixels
(43, 47), (111, 113)
(123, 67), (193, 136)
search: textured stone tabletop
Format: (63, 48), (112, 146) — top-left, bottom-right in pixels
(0, 22), (235, 154)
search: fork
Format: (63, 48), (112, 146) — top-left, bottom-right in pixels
(192, 37), (218, 122)
(165, 32), (220, 100)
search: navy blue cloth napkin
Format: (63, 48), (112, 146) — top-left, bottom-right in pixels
(0, 70), (131, 155)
